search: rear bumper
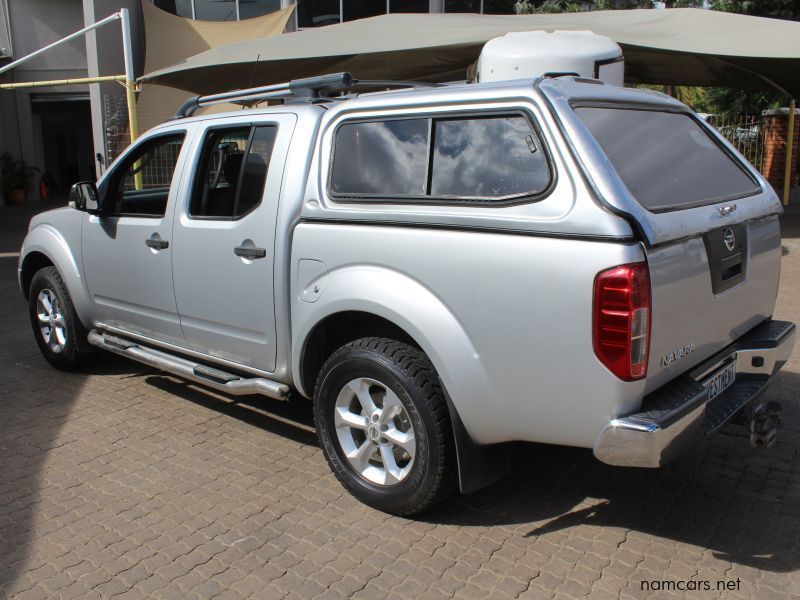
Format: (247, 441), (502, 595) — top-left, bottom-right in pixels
(593, 319), (796, 468)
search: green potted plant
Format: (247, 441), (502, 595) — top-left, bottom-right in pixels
(1, 152), (37, 205)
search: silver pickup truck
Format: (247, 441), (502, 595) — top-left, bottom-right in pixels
(18, 74), (796, 515)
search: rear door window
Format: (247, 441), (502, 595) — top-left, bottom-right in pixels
(190, 125), (278, 219)
(574, 107), (759, 212)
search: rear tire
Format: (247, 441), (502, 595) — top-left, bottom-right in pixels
(314, 337), (457, 515)
(28, 266), (97, 371)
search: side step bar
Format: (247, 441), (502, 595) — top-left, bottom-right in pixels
(87, 329), (289, 401)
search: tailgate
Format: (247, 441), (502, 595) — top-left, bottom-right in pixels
(644, 216), (781, 392)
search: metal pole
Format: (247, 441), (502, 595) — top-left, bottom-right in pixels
(0, 12), (121, 76)
(120, 8), (138, 144)
(784, 98), (796, 207)
(0, 75), (125, 89)
(119, 8), (142, 190)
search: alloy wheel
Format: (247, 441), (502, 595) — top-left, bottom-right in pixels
(334, 377), (416, 486)
(36, 289), (67, 354)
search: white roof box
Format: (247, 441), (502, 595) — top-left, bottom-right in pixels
(476, 30), (624, 86)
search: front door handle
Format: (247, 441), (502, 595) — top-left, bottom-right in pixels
(145, 235), (169, 250)
(234, 245), (267, 259)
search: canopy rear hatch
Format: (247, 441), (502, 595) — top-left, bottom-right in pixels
(538, 77), (783, 248)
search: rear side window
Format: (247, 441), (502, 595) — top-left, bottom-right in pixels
(190, 125), (277, 219)
(330, 113), (551, 203)
(575, 107), (759, 212)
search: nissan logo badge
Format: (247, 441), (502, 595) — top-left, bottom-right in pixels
(723, 227), (736, 252)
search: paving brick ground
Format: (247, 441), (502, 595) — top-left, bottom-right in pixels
(1, 199), (800, 600)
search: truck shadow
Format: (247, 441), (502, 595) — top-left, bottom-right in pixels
(0, 256), (86, 594)
(422, 368), (800, 573)
(142, 373), (318, 447)
(131, 358), (800, 574)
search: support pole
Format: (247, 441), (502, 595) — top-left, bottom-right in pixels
(119, 8), (142, 190)
(784, 98), (796, 207)
(120, 8), (139, 145)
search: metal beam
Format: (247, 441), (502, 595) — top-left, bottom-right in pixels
(0, 75), (125, 90)
(0, 12), (121, 76)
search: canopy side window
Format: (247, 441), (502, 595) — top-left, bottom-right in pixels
(329, 112), (553, 205)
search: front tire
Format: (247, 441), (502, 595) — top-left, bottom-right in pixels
(314, 337), (456, 515)
(28, 266), (96, 371)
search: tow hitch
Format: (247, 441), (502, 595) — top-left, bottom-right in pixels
(737, 401), (782, 449)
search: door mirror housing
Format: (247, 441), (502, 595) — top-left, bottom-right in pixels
(70, 181), (100, 213)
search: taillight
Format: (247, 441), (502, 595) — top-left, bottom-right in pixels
(593, 262), (651, 381)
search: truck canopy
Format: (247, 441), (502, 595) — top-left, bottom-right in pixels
(537, 77), (782, 247)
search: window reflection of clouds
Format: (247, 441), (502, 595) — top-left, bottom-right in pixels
(431, 117), (549, 198)
(331, 120), (428, 195)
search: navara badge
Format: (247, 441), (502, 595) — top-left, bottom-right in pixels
(661, 343), (696, 368)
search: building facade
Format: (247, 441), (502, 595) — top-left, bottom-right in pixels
(0, 0), (569, 205)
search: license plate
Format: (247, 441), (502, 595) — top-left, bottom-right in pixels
(704, 361), (736, 401)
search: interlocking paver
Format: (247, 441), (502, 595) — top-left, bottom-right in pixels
(2, 199), (800, 599)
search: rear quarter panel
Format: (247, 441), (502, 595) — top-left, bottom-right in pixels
(291, 223), (646, 448)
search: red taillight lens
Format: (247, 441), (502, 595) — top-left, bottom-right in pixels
(593, 262), (651, 381)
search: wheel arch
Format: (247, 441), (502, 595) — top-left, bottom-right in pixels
(20, 225), (93, 327)
(292, 266), (511, 493)
(291, 265), (492, 409)
(299, 311), (420, 398)
(19, 251), (53, 299)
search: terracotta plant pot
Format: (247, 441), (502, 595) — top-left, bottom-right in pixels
(6, 189), (26, 205)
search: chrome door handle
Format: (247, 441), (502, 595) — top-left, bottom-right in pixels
(145, 236), (169, 250)
(234, 245), (267, 259)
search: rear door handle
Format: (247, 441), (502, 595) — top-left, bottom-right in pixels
(234, 245), (267, 259)
(145, 235), (169, 250)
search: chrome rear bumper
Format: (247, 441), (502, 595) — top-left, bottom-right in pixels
(593, 319), (796, 468)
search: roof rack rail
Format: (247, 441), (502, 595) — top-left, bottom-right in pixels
(173, 72), (445, 119)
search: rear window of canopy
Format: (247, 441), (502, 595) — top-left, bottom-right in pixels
(574, 106), (760, 212)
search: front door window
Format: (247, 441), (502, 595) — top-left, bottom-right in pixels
(102, 133), (185, 217)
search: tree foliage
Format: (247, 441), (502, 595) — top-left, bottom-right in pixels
(515, 0), (799, 113)
(710, 0), (800, 20)
(705, 0), (800, 112)
(514, 0), (576, 13)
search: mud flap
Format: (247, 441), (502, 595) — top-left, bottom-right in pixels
(442, 386), (510, 494)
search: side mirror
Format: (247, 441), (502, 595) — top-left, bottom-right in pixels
(70, 181), (100, 213)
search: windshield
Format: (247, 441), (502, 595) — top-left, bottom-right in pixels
(574, 106), (760, 212)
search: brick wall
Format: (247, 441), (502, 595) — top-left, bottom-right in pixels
(762, 107), (800, 193)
